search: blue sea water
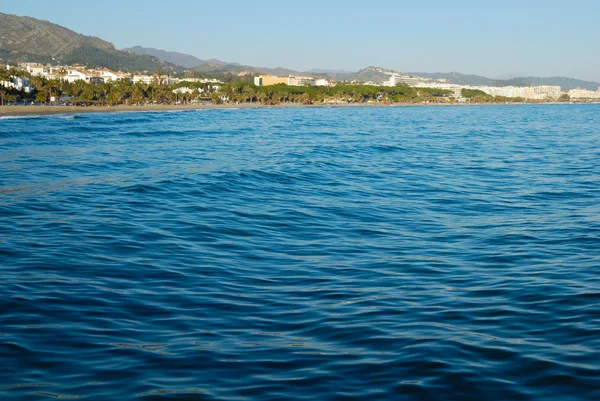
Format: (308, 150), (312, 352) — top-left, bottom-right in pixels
(0, 105), (599, 400)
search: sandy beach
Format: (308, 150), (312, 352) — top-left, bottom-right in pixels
(0, 103), (277, 117)
(0, 102), (594, 117)
(0, 102), (413, 117)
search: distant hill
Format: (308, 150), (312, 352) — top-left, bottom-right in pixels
(0, 12), (179, 72)
(191, 63), (301, 76)
(203, 58), (229, 66)
(123, 46), (237, 69)
(307, 68), (353, 74)
(323, 66), (397, 83)
(123, 46), (205, 68)
(192, 63), (249, 74)
(407, 72), (494, 86)
(408, 71), (600, 91)
(256, 66), (301, 76)
(492, 76), (599, 91)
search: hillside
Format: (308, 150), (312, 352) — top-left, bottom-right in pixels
(0, 12), (113, 56)
(124, 46), (205, 68)
(124, 46), (237, 69)
(327, 66), (401, 83)
(0, 12), (179, 72)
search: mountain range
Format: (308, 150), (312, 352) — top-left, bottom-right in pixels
(120, 48), (600, 91)
(1, 12), (598, 91)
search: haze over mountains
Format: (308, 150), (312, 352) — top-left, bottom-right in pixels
(122, 46), (229, 69)
(1, 12), (599, 91)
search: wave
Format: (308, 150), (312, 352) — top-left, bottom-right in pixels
(0, 115), (41, 120)
(1, 105), (599, 400)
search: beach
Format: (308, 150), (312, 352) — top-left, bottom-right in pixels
(1, 102), (595, 117)
(0, 103), (267, 116)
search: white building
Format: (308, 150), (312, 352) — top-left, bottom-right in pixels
(172, 87), (196, 94)
(483, 86), (527, 98)
(133, 75), (178, 85)
(1, 76), (32, 93)
(386, 74), (424, 87)
(100, 70), (120, 82)
(65, 69), (90, 83)
(178, 77), (223, 84)
(18, 63), (61, 79)
(19, 63), (46, 76)
(254, 76), (263, 86)
(568, 88), (600, 99)
(411, 82), (464, 97)
(315, 79), (332, 87)
(413, 82), (563, 100)
(64, 69), (104, 84)
(523, 86), (562, 100)
(288, 75), (315, 86)
(133, 75), (155, 85)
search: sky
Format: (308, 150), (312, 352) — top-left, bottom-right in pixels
(3, 0), (600, 81)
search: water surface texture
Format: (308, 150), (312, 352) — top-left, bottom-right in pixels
(1, 106), (599, 400)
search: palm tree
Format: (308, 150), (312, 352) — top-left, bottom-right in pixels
(36, 91), (48, 104)
(100, 82), (112, 101)
(0, 68), (10, 83)
(6, 94), (17, 105)
(31, 76), (48, 92)
(71, 80), (88, 97)
(46, 79), (62, 103)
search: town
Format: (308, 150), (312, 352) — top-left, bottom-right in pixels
(1, 62), (600, 106)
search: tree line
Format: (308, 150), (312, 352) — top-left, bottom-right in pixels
(3, 67), (570, 106)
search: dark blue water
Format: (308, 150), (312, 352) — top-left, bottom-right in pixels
(1, 105), (599, 400)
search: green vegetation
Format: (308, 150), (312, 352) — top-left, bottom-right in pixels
(56, 81), (453, 106)
(61, 46), (179, 73)
(0, 70), (457, 106)
(461, 88), (488, 98)
(221, 83), (454, 105)
(461, 88), (494, 103)
(0, 68), (587, 107)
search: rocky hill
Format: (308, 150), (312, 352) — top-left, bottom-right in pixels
(0, 12), (179, 72)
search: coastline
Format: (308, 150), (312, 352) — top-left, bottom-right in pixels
(0, 103), (268, 117)
(0, 102), (597, 117)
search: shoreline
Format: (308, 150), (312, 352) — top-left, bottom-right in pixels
(1, 102), (598, 117)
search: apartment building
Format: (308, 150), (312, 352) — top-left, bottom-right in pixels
(288, 75), (315, 86)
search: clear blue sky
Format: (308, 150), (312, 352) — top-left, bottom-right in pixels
(3, 0), (600, 81)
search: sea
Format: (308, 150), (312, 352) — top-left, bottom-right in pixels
(1, 105), (599, 400)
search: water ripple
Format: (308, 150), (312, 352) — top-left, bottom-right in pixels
(1, 105), (599, 400)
